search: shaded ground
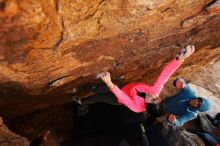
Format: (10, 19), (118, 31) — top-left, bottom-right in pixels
(8, 101), (206, 146)
(7, 102), (164, 146)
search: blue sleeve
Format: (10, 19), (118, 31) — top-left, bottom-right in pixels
(178, 84), (196, 100)
(183, 84), (195, 94)
(172, 113), (197, 126)
(164, 84), (196, 103)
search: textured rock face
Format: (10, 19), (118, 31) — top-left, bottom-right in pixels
(162, 125), (205, 146)
(0, 0), (220, 118)
(0, 117), (29, 146)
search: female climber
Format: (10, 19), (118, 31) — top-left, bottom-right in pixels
(74, 45), (195, 113)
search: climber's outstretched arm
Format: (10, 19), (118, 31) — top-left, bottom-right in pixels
(148, 45), (195, 95)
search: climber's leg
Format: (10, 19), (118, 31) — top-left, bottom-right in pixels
(81, 93), (119, 105)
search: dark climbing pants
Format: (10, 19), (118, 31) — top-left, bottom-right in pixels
(206, 114), (220, 128)
(81, 85), (120, 105)
(189, 130), (220, 146)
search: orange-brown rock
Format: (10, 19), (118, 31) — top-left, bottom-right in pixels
(0, 117), (29, 146)
(0, 0), (220, 118)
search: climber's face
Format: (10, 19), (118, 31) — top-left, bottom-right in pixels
(145, 94), (161, 104)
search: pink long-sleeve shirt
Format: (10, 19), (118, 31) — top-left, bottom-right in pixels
(110, 58), (182, 113)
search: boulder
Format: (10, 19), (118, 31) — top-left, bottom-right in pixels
(0, 117), (29, 146)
